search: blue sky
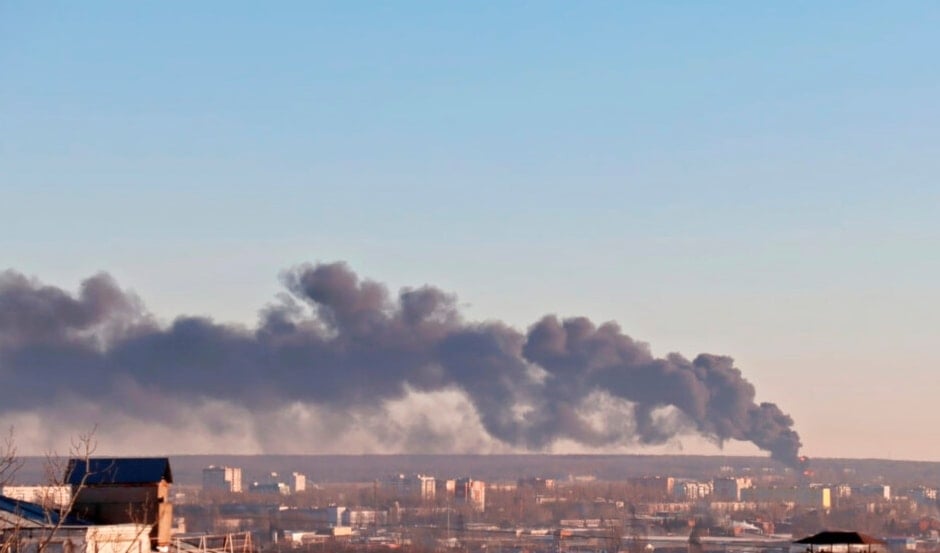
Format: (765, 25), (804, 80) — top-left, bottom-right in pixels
(2, 2), (939, 458)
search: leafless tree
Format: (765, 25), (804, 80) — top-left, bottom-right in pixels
(0, 428), (23, 487)
(1, 427), (149, 553)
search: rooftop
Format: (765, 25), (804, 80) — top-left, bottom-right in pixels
(65, 457), (173, 486)
(795, 531), (887, 546)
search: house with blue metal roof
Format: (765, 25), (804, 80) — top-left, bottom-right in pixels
(0, 495), (86, 528)
(65, 458), (172, 487)
(65, 458), (173, 551)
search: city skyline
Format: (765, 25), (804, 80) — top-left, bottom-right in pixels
(2, 2), (939, 460)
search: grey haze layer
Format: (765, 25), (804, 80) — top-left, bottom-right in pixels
(0, 262), (801, 465)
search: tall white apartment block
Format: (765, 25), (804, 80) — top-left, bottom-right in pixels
(202, 465), (243, 493)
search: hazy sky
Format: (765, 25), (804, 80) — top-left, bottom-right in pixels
(2, 2), (939, 460)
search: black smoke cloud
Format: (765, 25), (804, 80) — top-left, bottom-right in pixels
(0, 263), (801, 464)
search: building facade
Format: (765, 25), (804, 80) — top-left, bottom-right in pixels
(385, 474), (436, 502)
(712, 477), (753, 502)
(202, 466), (243, 493)
(65, 457), (173, 551)
(741, 486), (831, 509)
(454, 478), (485, 512)
(291, 472), (306, 493)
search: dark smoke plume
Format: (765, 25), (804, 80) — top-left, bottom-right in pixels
(0, 263), (801, 464)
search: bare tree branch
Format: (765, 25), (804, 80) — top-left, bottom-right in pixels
(0, 427), (23, 487)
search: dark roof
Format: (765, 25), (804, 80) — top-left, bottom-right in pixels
(65, 457), (173, 486)
(0, 495), (87, 526)
(795, 531), (886, 545)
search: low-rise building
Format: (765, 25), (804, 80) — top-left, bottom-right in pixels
(712, 477), (752, 502)
(518, 478), (555, 493)
(628, 476), (675, 500)
(741, 485), (831, 509)
(344, 508), (387, 527)
(1, 495), (151, 553)
(792, 531), (888, 553)
(250, 472), (290, 495)
(854, 484), (891, 501)
(0, 486), (71, 507)
(674, 480), (712, 501)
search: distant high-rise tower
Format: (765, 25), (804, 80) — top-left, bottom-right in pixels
(385, 474), (436, 502)
(202, 465), (243, 493)
(292, 472), (306, 493)
(454, 477), (485, 512)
